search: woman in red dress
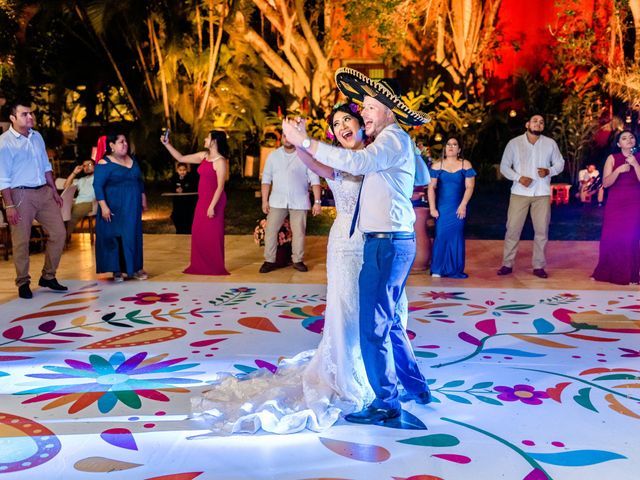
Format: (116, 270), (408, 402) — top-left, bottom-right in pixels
(591, 129), (640, 285)
(161, 130), (230, 275)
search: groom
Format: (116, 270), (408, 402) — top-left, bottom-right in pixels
(283, 68), (432, 424)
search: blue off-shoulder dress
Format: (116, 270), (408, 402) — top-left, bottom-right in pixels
(93, 156), (144, 276)
(429, 165), (476, 278)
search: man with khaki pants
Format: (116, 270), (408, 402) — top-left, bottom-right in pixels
(0, 99), (68, 299)
(497, 114), (565, 279)
(259, 132), (321, 273)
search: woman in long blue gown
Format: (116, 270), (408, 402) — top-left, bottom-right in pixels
(427, 137), (476, 278)
(94, 133), (147, 281)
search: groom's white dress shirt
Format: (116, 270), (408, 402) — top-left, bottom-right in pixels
(314, 123), (415, 233)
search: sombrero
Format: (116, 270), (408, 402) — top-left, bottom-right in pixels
(335, 67), (431, 126)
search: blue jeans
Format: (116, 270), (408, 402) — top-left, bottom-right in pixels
(358, 236), (428, 410)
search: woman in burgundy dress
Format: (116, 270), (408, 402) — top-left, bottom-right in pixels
(161, 130), (230, 275)
(591, 129), (640, 285)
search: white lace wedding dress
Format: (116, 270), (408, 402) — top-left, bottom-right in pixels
(191, 171), (376, 434)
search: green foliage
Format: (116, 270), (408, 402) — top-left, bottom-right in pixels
(402, 76), (493, 161)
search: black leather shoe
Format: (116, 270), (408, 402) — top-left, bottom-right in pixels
(344, 406), (401, 425)
(292, 262), (308, 272)
(18, 283), (33, 299)
(533, 268), (548, 279)
(259, 262), (277, 273)
(497, 266), (513, 276)
(400, 390), (432, 405)
(38, 277), (68, 291)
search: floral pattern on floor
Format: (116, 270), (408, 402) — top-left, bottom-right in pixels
(0, 281), (638, 479)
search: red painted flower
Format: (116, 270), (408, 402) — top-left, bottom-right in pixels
(121, 292), (179, 305)
(494, 384), (549, 405)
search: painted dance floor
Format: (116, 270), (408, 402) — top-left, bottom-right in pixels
(0, 280), (638, 479)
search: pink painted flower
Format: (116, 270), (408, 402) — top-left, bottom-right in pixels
(121, 292), (179, 305)
(494, 384), (549, 405)
(420, 291), (468, 300)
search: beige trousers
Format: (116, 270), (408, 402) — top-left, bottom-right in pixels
(9, 186), (66, 286)
(264, 208), (307, 263)
(502, 194), (551, 269)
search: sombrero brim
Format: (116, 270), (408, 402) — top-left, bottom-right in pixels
(335, 67), (431, 126)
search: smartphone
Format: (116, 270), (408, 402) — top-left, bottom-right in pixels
(162, 128), (170, 142)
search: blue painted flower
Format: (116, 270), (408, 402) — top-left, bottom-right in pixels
(17, 352), (201, 414)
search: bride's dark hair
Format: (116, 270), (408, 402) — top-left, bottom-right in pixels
(328, 102), (366, 147)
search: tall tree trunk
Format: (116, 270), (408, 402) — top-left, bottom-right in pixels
(149, 17), (171, 127)
(73, 2), (141, 119)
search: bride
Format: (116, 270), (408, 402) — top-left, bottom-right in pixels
(191, 103), (404, 434)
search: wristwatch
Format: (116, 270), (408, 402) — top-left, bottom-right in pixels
(314, 200), (322, 204)
(302, 138), (312, 150)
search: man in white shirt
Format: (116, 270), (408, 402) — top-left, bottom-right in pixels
(578, 164), (603, 205)
(259, 132), (322, 273)
(0, 99), (67, 299)
(63, 159), (95, 243)
(498, 114), (565, 278)
(282, 68), (432, 425)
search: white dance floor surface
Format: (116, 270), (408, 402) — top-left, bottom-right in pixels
(0, 281), (638, 479)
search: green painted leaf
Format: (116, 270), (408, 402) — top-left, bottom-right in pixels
(106, 321), (133, 328)
(593, 374), (639, 381)
(129, 318), (152, 325)
(398, 433), (460, 447)
(125, 310), (141, 320)
(471, 381), (493, 389)
(573, 387), (598, 412)
(415, 351), (437, 358)
(496, 304), (534, 311)
(443, 393), (472, 404)
(442, 380), (465, 388)
(475, 395), (503, 406)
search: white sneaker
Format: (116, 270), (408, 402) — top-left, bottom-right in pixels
(431, 273), (441, 278)
(113, 273), (124, 283)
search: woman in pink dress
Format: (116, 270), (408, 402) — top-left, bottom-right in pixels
(161, 130), (230, 275)
(591, 129), (640, 285)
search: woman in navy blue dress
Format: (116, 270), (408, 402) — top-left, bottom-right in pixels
(94, 133), (147, 282)
(427, 137), (476, 278)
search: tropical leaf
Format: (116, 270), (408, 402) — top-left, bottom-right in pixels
(495, 304), (534, 311)
(532, 318), (555, 334)
(482, 348), (545, 357)
(605, 393), (640, 419)
(442, 393), (472, 404)
(398, 434), (460, 447)
(510, 334), (574, 349)
(471, 381), (493, 389)
(573, 388), (597, 412)
(592, 374), (639, 381)
(474, 395), (502, 406)
(458, 332), (481, 346)
(441, 380), (465, 388)
(475, 319), (497, 336)
(527, 449), (626, 466)
(238, 317), (280, 333)
(319, 437), (390, 462)
(564, 333), (619, 342)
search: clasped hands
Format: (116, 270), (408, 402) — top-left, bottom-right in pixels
(519, 168), (550, 187)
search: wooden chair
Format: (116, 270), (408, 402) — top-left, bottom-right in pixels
(0, 209), (11, 260)
(60, 185), (77, 222)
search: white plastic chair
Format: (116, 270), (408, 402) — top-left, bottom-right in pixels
(60, 185), (77, 222)
(55, 177), (67, 190)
